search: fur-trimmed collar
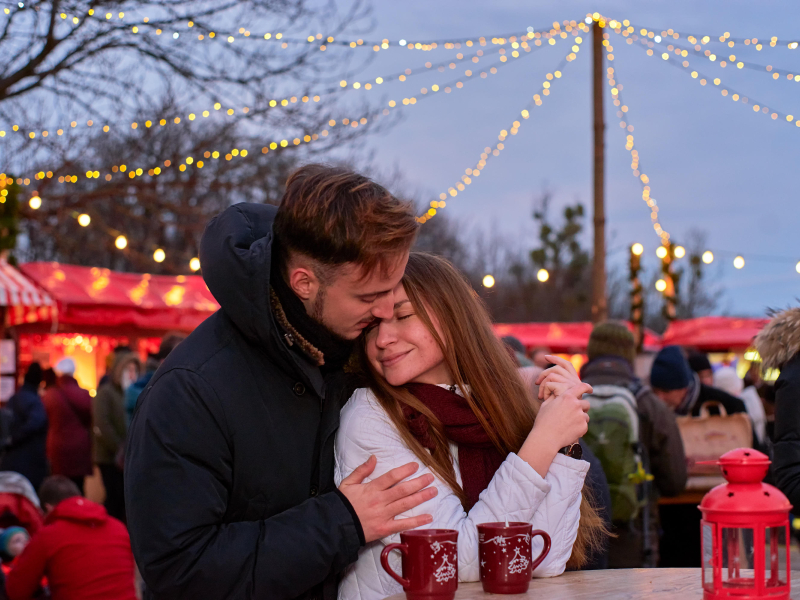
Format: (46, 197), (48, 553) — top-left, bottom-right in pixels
(270, 288), (325, 367)
(754, 307), (800, 370)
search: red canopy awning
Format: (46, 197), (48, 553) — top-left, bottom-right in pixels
(493, 322), (662, 353)
(0, 259), (56, 326)
(17, 262), (219, 335)
(661, 316), (768, 351)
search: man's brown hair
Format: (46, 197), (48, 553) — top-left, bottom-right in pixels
(273, 164), (418, 278)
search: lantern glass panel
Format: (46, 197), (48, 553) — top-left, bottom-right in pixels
(721, 527), (755, 589)
(702, 522), (714, 592)
(765, 526), (787, 588)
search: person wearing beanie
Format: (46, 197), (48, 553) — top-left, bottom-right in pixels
(0, 527), (29, 563)
(688, 352), (714, 386)
(580, 322), (686, 568)
(649, 345), (747, 418)
(0, 363), (48, 491)
(649, 345), (751, 569)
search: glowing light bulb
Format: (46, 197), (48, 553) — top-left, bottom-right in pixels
(655, 279), (667, 292)
(537, 268), (550, 282)
(674, 246), (686, 259)
(733, 256), (745, 269)
(189, 257), (201, 272)
(153, 248), (166, 263)
(77, 213), (91, 227)
(656, 246), (668, 259)
(482, 274), (495, 288)
(115, 235), (128, 250)
(796, 261), (800, 274)
(702, 251), (714, 264)
(29, 196), (41, 209)
(631, 243), (644, 256)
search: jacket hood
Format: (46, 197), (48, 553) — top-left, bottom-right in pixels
(200, 203), (277, 347)
(110, 351), (142, 387)
(47, 496), (108, 526)
(755, 307), (800, 370)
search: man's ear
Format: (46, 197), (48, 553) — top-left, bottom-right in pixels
(288, 266), (319, 302)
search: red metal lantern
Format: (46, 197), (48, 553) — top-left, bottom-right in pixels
(699, 448), (792, 599)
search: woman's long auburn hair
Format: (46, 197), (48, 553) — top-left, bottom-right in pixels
(358, 252), (607, 569)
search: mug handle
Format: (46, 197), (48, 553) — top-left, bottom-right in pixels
(380, 543), (410, 588)
(530, 530), (552, 572)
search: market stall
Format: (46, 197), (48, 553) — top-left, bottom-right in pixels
(0, 258), (56, 398)
(12, 262), (219, 393)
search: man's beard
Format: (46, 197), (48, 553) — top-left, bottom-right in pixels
(310, 284), (326, 323)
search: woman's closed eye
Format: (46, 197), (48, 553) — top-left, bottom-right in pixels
(396, 312), (414, 321)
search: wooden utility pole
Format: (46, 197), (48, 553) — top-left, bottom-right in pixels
(591, 20), (607, 323)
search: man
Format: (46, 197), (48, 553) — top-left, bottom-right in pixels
(0, 363), (48, 491)
(650, 346), (747, 417)
(126, 165), (436, 600)
(580, 323), (686, 568)
(649, 345), (748, 568)
(5, 476), (136, 600)
(41, 359), (92, 494)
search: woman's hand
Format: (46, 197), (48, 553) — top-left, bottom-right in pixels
(518, 382), (592, 478)
(535, 355), (585, 401)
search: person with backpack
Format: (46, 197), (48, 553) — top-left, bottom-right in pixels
(580, 322), (687, 568)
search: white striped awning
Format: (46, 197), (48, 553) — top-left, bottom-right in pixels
(0, 259), (54, 307)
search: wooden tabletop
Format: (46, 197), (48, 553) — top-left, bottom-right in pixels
(383, 569), (800, 599)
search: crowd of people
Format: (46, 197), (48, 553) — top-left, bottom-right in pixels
(0, 334), (183, 599)
(0, 165), (795, 600)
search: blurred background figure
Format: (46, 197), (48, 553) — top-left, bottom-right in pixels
(124, 333), (186, 425)
(581, 322), (686, 569)
(42, 359), (92, 495)
(527, 346), (553, 370)
(650, 346), (747, 418)
(0, 364), (48, 492)
(688, 352), (714, 387)
(755, 307), (800, 508)
(93, 351), (140, 523)
(5, 476), (137, 600)
(714, 365), (767, 447)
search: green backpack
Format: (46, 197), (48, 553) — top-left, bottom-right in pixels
(582, 384), (649, 522)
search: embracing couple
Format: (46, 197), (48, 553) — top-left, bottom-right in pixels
(125, 165), (605, 600)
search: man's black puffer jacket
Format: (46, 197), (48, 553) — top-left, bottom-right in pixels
(125, 204), (362, 600)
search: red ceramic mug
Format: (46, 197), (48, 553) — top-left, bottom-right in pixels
(380, 529), (458, 600)
(477, 522), (551, 594)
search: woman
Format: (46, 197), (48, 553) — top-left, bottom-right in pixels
(335, 253), (605, 600)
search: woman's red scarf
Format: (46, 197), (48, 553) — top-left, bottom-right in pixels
(403, 383), (505, 511)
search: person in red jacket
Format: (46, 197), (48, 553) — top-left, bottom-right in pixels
(5, 476), (136, 600)
(41, 360), (93, 494)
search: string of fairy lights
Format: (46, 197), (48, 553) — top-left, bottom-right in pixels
(1, 23), (585, 150)
(622, 30), (800, 130)
(602, 43), (671, 245)
(1, 38), (537, 141)
(4, 9), (798, 275)
(20, 26), (558, 188)
(420, 38), (584, 224)
(4, 23), (582, 264)
(2, 5), (552, 52)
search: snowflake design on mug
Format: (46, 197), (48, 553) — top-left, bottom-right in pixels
(434, 554), (457, 583)
(430, 541), (442, 554)
(486, 535), (507, 547)
(508, 547), (530, 574)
